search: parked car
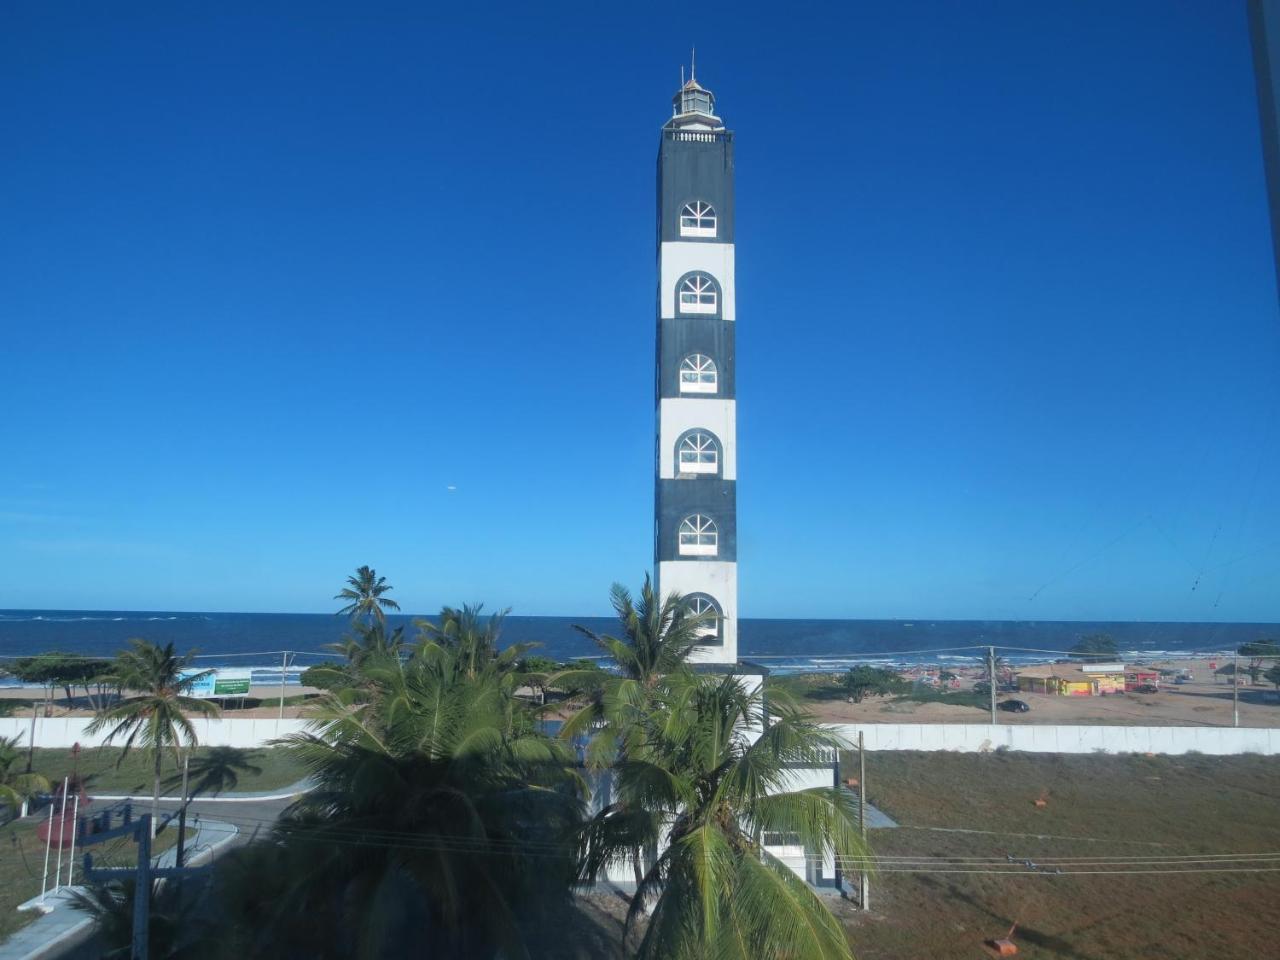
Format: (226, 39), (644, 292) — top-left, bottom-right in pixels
(1136, 683), (1160, 694)
(997, 699), (1030, 713)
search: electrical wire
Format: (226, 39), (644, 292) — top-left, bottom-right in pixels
(123, 824), (1280, 877)
(153, 808), (1280, 867)
(749, 646), (988, 661)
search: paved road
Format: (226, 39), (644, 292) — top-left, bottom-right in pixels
(155, 794), (294, 851)
(7, 792), (299, 960)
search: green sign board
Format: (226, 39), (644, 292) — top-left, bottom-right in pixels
(213, 677), (251, 696)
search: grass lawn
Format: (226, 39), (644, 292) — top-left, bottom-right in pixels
(30, 747), (309, 797)
(840, 751), (1280, 959)
(0, 815), (177, 944)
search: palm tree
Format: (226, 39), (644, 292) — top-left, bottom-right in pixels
(0, 734), (50, 818)
(557, 576), (713, 763)
(553, 577), (716, 887)
(86, 639), (220, 836)
(334, 564), (401, 626)
(261, 642), (584, 957)
(329, 618), (407, 669)
(68, 878), (193, 959)
(415, 603), (511, 679)
(582, 674), (866, 960)
(575, 576), (711, 686)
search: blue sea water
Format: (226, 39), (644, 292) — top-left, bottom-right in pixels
(1, 610), (1275, 686)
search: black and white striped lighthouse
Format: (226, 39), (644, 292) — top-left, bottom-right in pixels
(655, 64), (737, 664)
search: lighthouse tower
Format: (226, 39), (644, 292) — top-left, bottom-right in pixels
(655, 65), (738, 665)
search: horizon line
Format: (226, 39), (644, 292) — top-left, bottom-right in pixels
(1, 607), (1277, 627)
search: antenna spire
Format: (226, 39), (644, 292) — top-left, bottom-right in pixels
(691, 47), (696, 83)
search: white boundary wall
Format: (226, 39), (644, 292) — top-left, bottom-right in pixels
(0, 716), (310, 749)
(7, 717), (1277, 755)
(831, 723), (1280, 756)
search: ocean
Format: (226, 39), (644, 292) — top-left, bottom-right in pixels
(1, 610), (1275, 686)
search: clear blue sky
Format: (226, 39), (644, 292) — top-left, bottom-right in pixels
(2, 1), (1277, 620)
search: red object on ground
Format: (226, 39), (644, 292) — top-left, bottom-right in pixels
(36, 810), (82, 848)
(983, 924), (1019, 956)
(34, 782), (92, 848)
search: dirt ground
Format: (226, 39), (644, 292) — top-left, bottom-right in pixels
(845, 751), (1280, 960)
(802, 658), (1280, 727)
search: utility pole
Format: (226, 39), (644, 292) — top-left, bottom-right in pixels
(83, 809), (210, 960)
(176, 753), (190, 868)
(1233, 649), (1240, 728)
(67, 794), (79, 887)
(131, 816), (152, 960)
(54, 777), (68, 890)
(40, 802), (54, 902)
(988, 647), (998, 724)
(26, 701), (37, 773)
(278, 651), (289, 726)
(858, 731), (868, 912)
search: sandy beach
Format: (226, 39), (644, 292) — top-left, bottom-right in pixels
(802, 657), (1280, 727)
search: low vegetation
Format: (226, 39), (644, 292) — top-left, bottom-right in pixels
(29, 747), (307, 796)
(1, 652), (115, 712)
(0, 814), (177, 943)
(890, 688), (987, 710)
(0, 735), (49, 817)
(1067, 632), (1119, 661)
(770, 670), (989, 711)
(51, 568), (862, 960)
(840, 751), (1280, 960)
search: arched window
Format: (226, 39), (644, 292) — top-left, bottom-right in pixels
(684, 592), (723, 644)
(679, 201), (717, 238)
(677, 431), (720, 476)
(678, 273), (718, 315)
(679, 354), (718, 394)
(678, 514), (718, 556)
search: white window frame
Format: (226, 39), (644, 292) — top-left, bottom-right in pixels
(678, 515), (718, 556)
(686, 594), (722, 642)
(679, 354), (718, 394)
(678, 274), (718, 315)
(677, 432), (719, 475)
(679, 201), (717, 238)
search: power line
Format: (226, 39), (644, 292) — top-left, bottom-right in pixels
(749, 645), (988, 661)
(0, 645), (1255, 666)
(156, 809), (1280, 866)
(135, 823), (1280, 877)
(850, 866), (1280, 876)
(893, 825), (1170, 846)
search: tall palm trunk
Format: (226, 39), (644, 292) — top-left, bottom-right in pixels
(152, 751), (161, 839)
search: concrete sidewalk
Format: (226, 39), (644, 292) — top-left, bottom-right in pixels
(0, 818), (239, 960)
(90, 776), (314, 804)
(863, 799), (898, 829)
